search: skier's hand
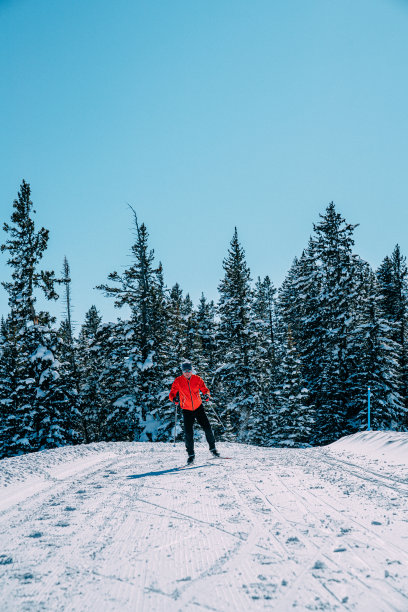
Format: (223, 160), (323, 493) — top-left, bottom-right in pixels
(203, 394), (210, 402)
(173, 399), (180, 406)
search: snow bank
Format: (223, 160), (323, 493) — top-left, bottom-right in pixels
(0, 442), (171, 512)
(329, 430), (408, 465)
(0, 443), (115, 488)
(0, 444), (119, 512)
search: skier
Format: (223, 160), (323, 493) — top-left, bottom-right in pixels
(169, 361), (220, 464)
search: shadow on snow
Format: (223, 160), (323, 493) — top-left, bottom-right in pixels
(126, 463), (211, 480)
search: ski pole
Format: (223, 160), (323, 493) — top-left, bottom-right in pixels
(207, 399), (225, 430)
(173, 402), (178, 446)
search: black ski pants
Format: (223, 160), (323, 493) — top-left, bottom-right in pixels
(182, 404), (215, 457)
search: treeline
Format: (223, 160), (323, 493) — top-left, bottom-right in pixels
(1, 180), (407, 458)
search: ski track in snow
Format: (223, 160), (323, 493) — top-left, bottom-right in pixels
(0, 435), (407, 611)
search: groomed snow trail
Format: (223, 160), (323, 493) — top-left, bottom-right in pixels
(0, 435), (407, 611)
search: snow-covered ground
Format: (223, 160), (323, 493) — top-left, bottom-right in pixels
(0, 432), (407, 611)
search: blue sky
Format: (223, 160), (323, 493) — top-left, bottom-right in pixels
(1, 0), (408, 327)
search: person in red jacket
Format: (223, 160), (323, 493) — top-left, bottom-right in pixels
(169, 361), (220, 464)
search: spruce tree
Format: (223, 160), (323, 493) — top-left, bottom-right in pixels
(146, 264), (174, 441)
(216, 228), (258, 441)
(0, 180), (71, 456)
(0, 317), (15, 458)
(94, 320), (136, 441)
(76, 306), (104, 442)
(249, 276), (278, 445)
(252, 276), (276, 369)
(159, 283), (189, 442)
(274, 328), (315, 446)
(97, 210), (168, 440)
(195, 293), (217, 379)
(349, 266), (405, 430)
(276, 244), (322, 439)
(377, 245), (408, 424)
(308, 203), (360, 442)
(57, 257), (82, 444)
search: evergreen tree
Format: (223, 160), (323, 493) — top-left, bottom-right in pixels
(216, 228), (258, 441)
(57, 256), (83, 443)
(0, 180), (71, 456)
(0, 317), (15, 458)
(94, 320), (136, 441)
(276, 244), (322, 439)
(97, 210), (168, 440)
(252, 276), (276, 369)
(277, 204), (367, 443)
(165, 283), (185, 368)
(195, 293), (218, 393)
(181, 293), (198, 361)
(159, 283), (189, 442)
(377, 245), (408, 423)
(274, 328), (315, 446)
(1, 180), (59, 323)
(349, 266), (405, 430)
(143, 264), (175, 441)
(76, 306), (104, 442)
(76, 309), (135, 443)
(249, 276), (278, 444)
(27, 318), (76, 450)
(308, 203), (360, 442)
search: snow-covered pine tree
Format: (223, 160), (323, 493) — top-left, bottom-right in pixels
(276, 243), (322, 434)
(0, 180), (71, 456)
(377, 245), (408, 426)
(348, 264), (405, 430)
(76, 306), (104, 442)
(165, 285), (203, 369)
(0, 317), (15, 458)
(76, 308), (134, 442)
(216, 228), (259, 441)
(252, 276), (276, 369)
(166, 283), (185, 367)
(146, 264), (174, 441)
(97, 210), (168, 441)
(159, 283), (190, 442)
(93, 320), (136, 441)
(27, 315), (77, 450)
(182, 294), (194, 357)
(250, 276), (278, 445)
(308, 203), (360, 443)
(195, 293), (221, 438)
(274, 327), (314, 447)
(195, 293), (217, 375)
(57, 256), (82, 444)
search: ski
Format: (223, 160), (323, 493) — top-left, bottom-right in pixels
(209, 455), (233, 460)
(177, 462), (213, 470)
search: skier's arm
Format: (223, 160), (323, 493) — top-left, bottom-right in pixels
(169, 379), (180, 403)
(198, 377), (210, 397)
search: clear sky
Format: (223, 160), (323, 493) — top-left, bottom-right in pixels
(1, 0), (408, 328)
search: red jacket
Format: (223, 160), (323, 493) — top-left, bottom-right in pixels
(169, 374), (210, 411)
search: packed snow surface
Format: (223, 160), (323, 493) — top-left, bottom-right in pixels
(1, 432), (407, 611)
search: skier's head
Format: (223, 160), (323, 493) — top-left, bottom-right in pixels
(181, 361), (193, 378)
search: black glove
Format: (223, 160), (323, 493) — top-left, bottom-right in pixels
(202, 394), (210, 402)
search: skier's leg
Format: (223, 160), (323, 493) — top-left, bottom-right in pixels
(195, 404), (216, 450)
(182, 409), (196, 457)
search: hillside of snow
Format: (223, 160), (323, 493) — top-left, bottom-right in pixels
(1, 432), (407, 611)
